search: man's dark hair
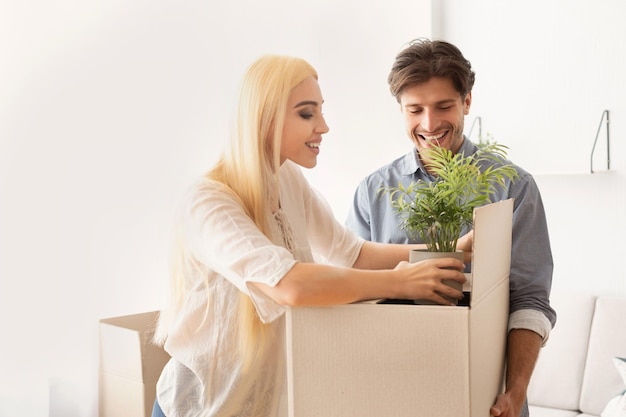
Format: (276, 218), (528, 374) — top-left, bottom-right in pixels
(388, 38), (475, 102)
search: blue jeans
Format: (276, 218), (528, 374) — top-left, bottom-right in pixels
(152, 398), (166, 417)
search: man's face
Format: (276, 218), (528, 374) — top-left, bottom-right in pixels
(399, 76), (471, 160)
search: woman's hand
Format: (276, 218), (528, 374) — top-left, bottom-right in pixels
(393, 258), (466, 305)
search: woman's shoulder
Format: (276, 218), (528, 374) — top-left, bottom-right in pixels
(180, 176), (241, 213)
(191, 176), (227, 194)
(180, 176), (214, 200)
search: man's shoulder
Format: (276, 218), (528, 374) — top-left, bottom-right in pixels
(360, 151), (415, 185)
(499, 157), (534, 185)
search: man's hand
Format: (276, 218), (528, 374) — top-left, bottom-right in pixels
(457, 230), (473, 264)
(490, 391), (524, 417)
(491, 328), (543, 417)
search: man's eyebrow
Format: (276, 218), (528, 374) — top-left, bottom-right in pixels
(293, 100), (320, 108)
(405, 99), (456, 107)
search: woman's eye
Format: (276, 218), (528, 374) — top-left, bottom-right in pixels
(299, 112), (313, 120)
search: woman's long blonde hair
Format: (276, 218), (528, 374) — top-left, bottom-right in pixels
(154, 55), (318, 371)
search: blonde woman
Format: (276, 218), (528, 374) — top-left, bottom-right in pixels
(152, 54), (470, 417)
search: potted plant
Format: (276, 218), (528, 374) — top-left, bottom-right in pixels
(381, 142), (519, 304)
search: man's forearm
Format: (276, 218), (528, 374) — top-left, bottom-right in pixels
(503, 329), (542, 415)
(491, 328), (543, 416)
(506, 328), (542, 391)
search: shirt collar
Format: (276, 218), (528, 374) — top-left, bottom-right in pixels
(401, 136), (475, 177)
(398, 149), (423, 176)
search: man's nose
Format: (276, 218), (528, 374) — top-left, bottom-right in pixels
(421, 109), (438, 132)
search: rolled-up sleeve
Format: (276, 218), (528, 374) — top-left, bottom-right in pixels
(509, 309), (553, 345)
(184, 180), (297, 323)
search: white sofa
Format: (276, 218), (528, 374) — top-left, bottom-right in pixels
(527, 292), (626, 417)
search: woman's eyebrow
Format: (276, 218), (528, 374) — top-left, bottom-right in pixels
(293, 100), (320, 108)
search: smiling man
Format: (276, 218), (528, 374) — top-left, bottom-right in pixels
(345, 38), (557, 417)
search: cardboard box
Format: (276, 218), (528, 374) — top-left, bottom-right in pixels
(286, 199), (513, 417)
(99, 311), (171, 417)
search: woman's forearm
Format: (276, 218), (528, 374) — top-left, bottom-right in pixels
(251, 256), (466, 307)
(352, 241), (427, 270)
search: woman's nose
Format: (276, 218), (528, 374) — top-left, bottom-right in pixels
(318, 116), (330, 134)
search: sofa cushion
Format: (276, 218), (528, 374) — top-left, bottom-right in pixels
(598, 357), (626, 417)
(580, 298), (626, 415)
(528, 292), (596, 410)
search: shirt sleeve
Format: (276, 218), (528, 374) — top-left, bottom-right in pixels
(281, 161), (365, 267)
(306, 185), (364, 267)
(345, 179), (373, 241)
(183, 180), (296, 323)
(508, 171), (557, 329)
(508, 309), (552, 346)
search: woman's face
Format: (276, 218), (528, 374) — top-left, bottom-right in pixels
(280, 76), (329, 168)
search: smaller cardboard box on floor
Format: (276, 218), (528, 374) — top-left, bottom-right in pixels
(286, 199), (513, 417)
(99, 311), (170, 417)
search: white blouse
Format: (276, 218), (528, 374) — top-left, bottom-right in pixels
(156, 161), (365, 417)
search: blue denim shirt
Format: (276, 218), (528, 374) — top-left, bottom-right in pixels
(345, 138), (557, 329)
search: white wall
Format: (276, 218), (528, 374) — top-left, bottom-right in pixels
(432, 0), (626, 299)
(0, 1), (430, 415)
(433, 0), (624, 175)
(534, 172), (626, 297)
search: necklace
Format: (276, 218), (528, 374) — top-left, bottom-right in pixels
(273, 206), (295, 254)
